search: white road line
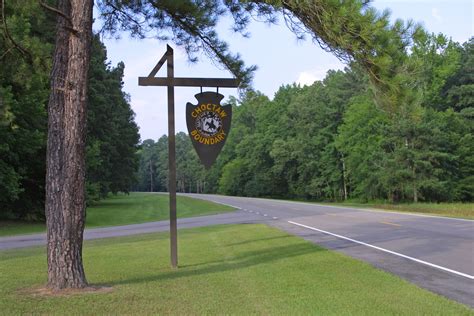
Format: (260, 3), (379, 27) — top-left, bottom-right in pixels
(244, 196), (473, 222)
(249, 210), (253, 213)
(255, 212), (260, 215)
(263, 214), (268, 217)
(273, 217), (278, 220)
(288, 220), (474, 280)
(181, 193), (472, 222)
(208, 200), (242, 210)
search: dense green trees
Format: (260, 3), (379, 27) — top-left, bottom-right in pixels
(86, 36), (140, 202)
(443, 39), (474, 114)
(0, 3), (139, 219)
(134, 133), (205, 193)
(3, 0), (460, 291)
(0, 0), (52, 219)
(136, 37), (472, 203)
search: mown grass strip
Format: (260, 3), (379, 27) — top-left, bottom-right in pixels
(0, 224), (471, 315)
(328, 201), (474, 219)
(0, 193), (234, 236)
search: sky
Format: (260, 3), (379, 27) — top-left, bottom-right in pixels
(97, 0), (473, 141)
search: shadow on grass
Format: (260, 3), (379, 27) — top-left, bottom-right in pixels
(224, 235), (291, 247)
(109, 242), (323, 286)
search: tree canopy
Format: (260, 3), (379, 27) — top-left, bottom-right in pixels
(2, 0), (471, 290)
(0, 2), (140, 220)
(136, 36), (473, 203)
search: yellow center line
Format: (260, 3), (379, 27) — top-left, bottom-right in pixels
(380, 221), (401, 227)
(325, 213), (402, 227)
(325, 213), (359, 219)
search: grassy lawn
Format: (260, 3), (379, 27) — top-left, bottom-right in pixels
(0, 221), (46, 237)
(0, 224), (471, 315)
(0, 193), (234, 237)
(326, 201), (474, 219)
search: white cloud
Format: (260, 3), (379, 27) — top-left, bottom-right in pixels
(296, 71), (319, 86)
(432, 8), (443, 22)
(295, 63), (345, 86)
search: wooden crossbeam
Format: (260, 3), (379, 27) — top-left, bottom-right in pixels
(138, 77), (239, 88)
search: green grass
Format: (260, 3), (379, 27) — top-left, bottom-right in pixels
(0, 221), (46, 237)
(85, 192), (234, 226)
(325, 201), (474, 219)
(0, 224), (471, 315)
(0, 193), (234, 237)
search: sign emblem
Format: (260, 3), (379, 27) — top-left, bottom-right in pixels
(186, 92), (232, 169)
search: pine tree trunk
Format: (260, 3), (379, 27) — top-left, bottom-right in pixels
(341, 156), (348, 201)
(45, 0), (93, 290)
(412, 167), (418, 203)
(149, 160), (153, 192)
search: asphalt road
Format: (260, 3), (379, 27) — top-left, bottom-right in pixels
(1, 193), (473, 307)
(183, 194), (474, 307)
(0, 211), (263, 250)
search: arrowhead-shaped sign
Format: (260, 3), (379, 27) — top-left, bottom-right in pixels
(186, 92), (232, 169)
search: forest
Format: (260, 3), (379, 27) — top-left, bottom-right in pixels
(0, 1), (139, 220)
(1, 1), (473, 222)
(135, 35), (473, 203)
(2, 0), (472, 298)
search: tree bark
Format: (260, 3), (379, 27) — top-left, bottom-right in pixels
(45, 0), (93, 290)
(412, 168), (418, 203)
(149, 159), (153, 192)
(341, 155), (348, 201)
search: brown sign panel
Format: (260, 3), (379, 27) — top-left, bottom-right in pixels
(186, 92), (232, 169)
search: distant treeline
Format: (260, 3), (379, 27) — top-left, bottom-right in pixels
(135, 36), (473, 203)
(0, 1), (139, 220)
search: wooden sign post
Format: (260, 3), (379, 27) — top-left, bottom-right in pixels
(139, 45), (239, 268)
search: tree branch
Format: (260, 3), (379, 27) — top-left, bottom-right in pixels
(1, 0), (33, 59)
(39, 0), (79, 34)
(0, 46), (13, 60)
(39, 0), (71, 22)
(108, 2), (146, 31)
(167, 11), (247, 86)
